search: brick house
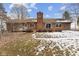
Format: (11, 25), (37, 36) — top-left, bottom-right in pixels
(6, 11), (71, 32)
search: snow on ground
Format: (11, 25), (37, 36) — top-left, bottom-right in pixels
(33, 30), (79, 39)
(32, 30), (79, 55)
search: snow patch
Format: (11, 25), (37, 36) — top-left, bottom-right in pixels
(32, 31), (79, 56)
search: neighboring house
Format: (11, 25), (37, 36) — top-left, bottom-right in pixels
(0, 19), (7, 31)
(0, 10), (8, 32)
(70, 17), (79, 30)
(77, 17), (79, 30)
(6, 12), (71, 32)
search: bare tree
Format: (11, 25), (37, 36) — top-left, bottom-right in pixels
(10, 4), (29, 20)
(63, 11), (71, 20)
(0, 3), (6, 38)
(66, 3), (79, 30)
(0, 4), (6, 32)
(9, 4), (30, 31)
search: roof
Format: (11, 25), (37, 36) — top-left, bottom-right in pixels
(56, 20), (71, 23)
(43, 19), (56, 23)
(6, 18), (71, 23)
(43, 19), (71, 23)
(6, 19), (37, 23)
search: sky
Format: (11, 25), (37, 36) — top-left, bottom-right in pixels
(3, 3), (67, 18)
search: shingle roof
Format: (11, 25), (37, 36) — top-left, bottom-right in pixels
(6, 18), (71, 23)
(6, 19), (37, 23)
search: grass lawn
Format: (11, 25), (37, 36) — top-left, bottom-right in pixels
(0, 32), (40, 56)
(0, 32), (74, 56)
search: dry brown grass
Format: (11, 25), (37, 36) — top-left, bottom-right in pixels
(0, 32), (40, 56)
(0, 32), (74, 56)
(0, 32), (33, 47)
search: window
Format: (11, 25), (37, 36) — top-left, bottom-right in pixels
(56, 23), (61, 27)
(30, 23), (35, 27)
(29, 23), (35, 29)
(46, 23), (51, 29)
